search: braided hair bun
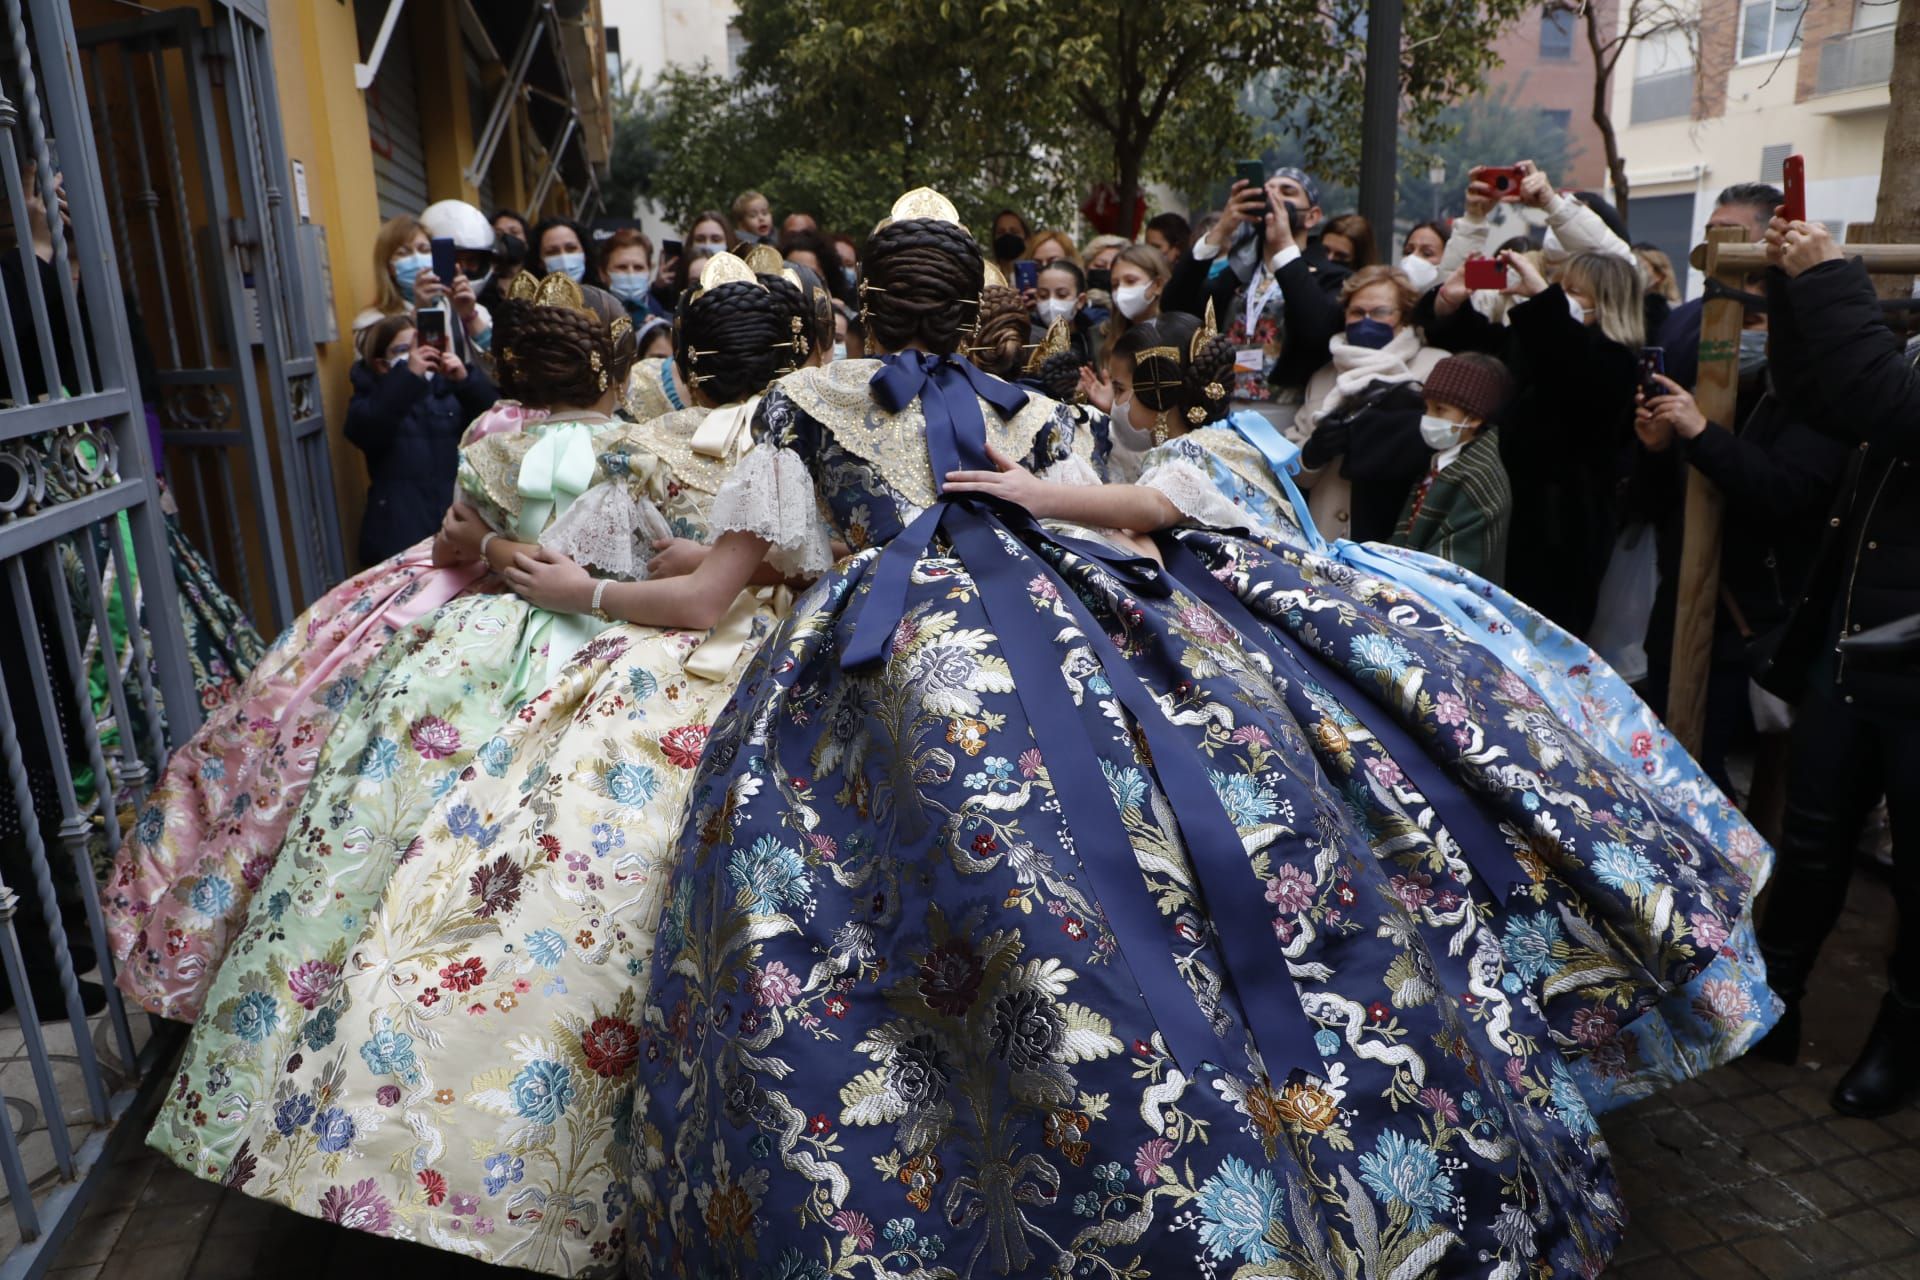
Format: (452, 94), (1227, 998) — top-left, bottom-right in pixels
(499, 281), (638, 409)
(859, 217), (983, 355)
(674, 279), (783, 405)
(758, 273), (811, 373)
(1115, 312), (1234, 430)
(1030, 350), (1085, 403)
(968, 285), (1029, 377)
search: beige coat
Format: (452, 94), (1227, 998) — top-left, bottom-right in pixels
(1288, 342), (1447, 542)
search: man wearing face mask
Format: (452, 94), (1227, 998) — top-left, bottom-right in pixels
(1653, 183), (1783, 389)
(1388, 353), (1514, 580)
(1163, 166), (1348, 424)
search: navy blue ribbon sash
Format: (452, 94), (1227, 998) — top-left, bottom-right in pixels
(839, 352), (1325, 1078)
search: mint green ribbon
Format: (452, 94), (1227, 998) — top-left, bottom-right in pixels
(515, 423), (599, 540)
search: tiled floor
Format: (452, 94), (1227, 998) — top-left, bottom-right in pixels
(34, 871), (1920, 1280)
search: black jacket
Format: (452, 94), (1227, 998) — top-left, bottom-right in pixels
(1162, 240), (1349, 393)
(1305, 381), (1434, 543)
(345, 359), (499, 566)
(1635, 377), (1850, 680)
(1415, 284), (1638, 637)
(1759, 258), (1920, 713)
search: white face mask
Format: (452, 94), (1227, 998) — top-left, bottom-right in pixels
(1563, 295), (1587, 326)
(1036, 296), (1077, 326)
(692, 236), (727, 254)
(832, 340), (847, 362)
(1398, 253), (1439, 291)
(1114, 283), (1153, 320)
(1420, 413), (1470, 451)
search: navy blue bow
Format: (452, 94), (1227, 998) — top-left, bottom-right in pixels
(868, 349), (1032, 477)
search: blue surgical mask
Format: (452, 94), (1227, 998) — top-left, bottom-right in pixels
(1345, 317), (1395, 350)
(608, 271), (652, 303)
(544, 251), (587, 282)
(840, 265), (858, 290)
(1737, 327), (1768, 376)
(392, 252), (431, 303)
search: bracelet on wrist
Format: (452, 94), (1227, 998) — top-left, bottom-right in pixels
(591, 578), (613, 623)
(479, 531), (500, 562)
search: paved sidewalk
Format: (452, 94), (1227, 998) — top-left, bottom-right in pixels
(41, 872), (1916, 1280)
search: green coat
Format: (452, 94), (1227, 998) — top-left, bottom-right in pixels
(1391, 426), (1511, 582)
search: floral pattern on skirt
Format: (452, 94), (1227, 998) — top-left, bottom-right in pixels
(104, 542), (485, 1020)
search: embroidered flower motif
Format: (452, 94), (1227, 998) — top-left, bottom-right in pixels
(582, 1016), (641, 1078)
(1264, 864), (1316, 914)
(409, 716), (461, 760)
(753, 962), (803, 1008)
(916, 938), (984, 1016)
(509, 1059), (576, 1123)
(1134, 1137), (1176, 1185)
(468, 856), (524, 918)
(1195, 1156), (1285, 1263)
(660, 724), (709, 769)
(285, 960), (340, 1011)
(1358, 1130), (1454, 1230)
(317, 1179), (392, 1232)
(416, 1169), (447, 1206)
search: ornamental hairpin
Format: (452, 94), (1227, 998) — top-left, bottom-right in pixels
(743, 243), (785, 275)
(1192, 298), (1220, 363)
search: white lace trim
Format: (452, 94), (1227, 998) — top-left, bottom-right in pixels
(540, 485), (674, 580)
(1040, 451), (1102, 488)
(1140, 458), (1272, 535)
(709, 442), (833, 578)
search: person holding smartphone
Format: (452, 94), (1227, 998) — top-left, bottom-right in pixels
(345, 313), (498, 565)
(1162, 165), (1348, 424)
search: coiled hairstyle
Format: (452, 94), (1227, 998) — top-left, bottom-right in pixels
(494, 282), (637, 408)
(859, 217), (983, 356)
(674, 280), (784, 405)
(968, 284), (1030, 378)
(1113, 312), (1235, 429)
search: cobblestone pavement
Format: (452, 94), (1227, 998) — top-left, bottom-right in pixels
(42, 873), (1916, 1280)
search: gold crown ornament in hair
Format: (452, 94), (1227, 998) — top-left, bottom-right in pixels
(533, 271), (592, 314)
(1026, 317), (1073, 374)
(507, 270), (542, 302)
(983, 261), (1009, 290)
(889, 187), (962, 226)
(744, 243), (785, 275)
(1193, 299), (1220, 362)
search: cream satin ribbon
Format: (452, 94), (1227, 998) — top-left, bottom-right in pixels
(684, 585), (789, 682)
(515, 423), (600, 540)
(687, 394), (762, 460)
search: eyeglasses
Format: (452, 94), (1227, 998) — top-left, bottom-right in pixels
(1345, 306), (1401, 323)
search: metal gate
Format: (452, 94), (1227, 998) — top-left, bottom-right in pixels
(77, 0), (342, 633)
(1, 0), (197, 1271)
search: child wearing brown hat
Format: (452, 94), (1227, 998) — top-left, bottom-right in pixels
(1392, 351), (1514, 580)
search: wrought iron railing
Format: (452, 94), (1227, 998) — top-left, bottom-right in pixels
(0, 0), (199, 1274)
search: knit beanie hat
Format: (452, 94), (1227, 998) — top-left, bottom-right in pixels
(1423, 354), (1512, 423)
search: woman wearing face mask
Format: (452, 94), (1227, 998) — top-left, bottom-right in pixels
(530, 216), (604, 287)
(1423, 247), (1641, 636)
(352, 215), (434, 351)
(1031, 259), (1101, 365)
(988, 208), (1030, 279)
(602, 227), (669, 322)
(1101, 242), (1167, 345)
(1287, 264), (1447, 543)
(1320, 213), (1376, 269)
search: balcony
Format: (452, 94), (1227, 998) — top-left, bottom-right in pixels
(1816, 25), (1894, 95)
(1631, 68), (1695, 123)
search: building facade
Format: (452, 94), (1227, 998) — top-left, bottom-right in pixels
(1610, 0), (1891, 294)
(1485, 1), (1616, 190)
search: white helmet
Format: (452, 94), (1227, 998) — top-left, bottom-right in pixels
(419, 199), (495, 251)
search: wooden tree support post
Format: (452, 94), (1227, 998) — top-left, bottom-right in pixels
(1666, 226), (1750, 756)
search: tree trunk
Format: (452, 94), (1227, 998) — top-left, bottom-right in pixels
(1870, 0), (1920, 246)
(1581, 5), (1631, 230)
(1116, 143), (1142, 239)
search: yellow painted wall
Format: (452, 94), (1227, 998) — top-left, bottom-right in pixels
(270, 0), (385, 569)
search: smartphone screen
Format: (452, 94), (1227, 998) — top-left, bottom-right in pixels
(430, 237), (459, 287)
(1086, 267), (1112, 294)
(662, 239), (684, 260)
(1638, 346), (1666, 399)
(416, 305), (449, 353)
(1013, 259), (1039, 292)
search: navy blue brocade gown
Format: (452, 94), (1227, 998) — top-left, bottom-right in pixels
(624, 355), (1729, 1279)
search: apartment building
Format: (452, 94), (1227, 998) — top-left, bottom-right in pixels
(1612, 0), (1892, 294)
(1486, 2), (1617, 189)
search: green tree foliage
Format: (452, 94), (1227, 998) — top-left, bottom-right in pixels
(622, 0), (1536, 236)
(600, 71), (663, 219)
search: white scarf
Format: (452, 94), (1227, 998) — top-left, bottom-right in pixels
(1316, 327), (1426, 423)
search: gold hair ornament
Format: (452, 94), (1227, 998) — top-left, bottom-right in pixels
(1025, 317), (1072, 374)
(1193, 299), (1220, 362)
(533, 271), (591, 314)
(890, 187), (961, 226)
(983, 261), (1009, 290)
(744, 243), (785, 275)
(506, 271), (541, 302)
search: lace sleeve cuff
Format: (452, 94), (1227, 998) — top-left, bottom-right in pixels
(1039, 451), (1102, 488)
(1140, 458), (1270, 534)
(709, 442), (833, 578)
(539, 484), (674, 580)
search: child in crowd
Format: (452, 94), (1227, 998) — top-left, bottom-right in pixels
(1391, 351), (1514, 581)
